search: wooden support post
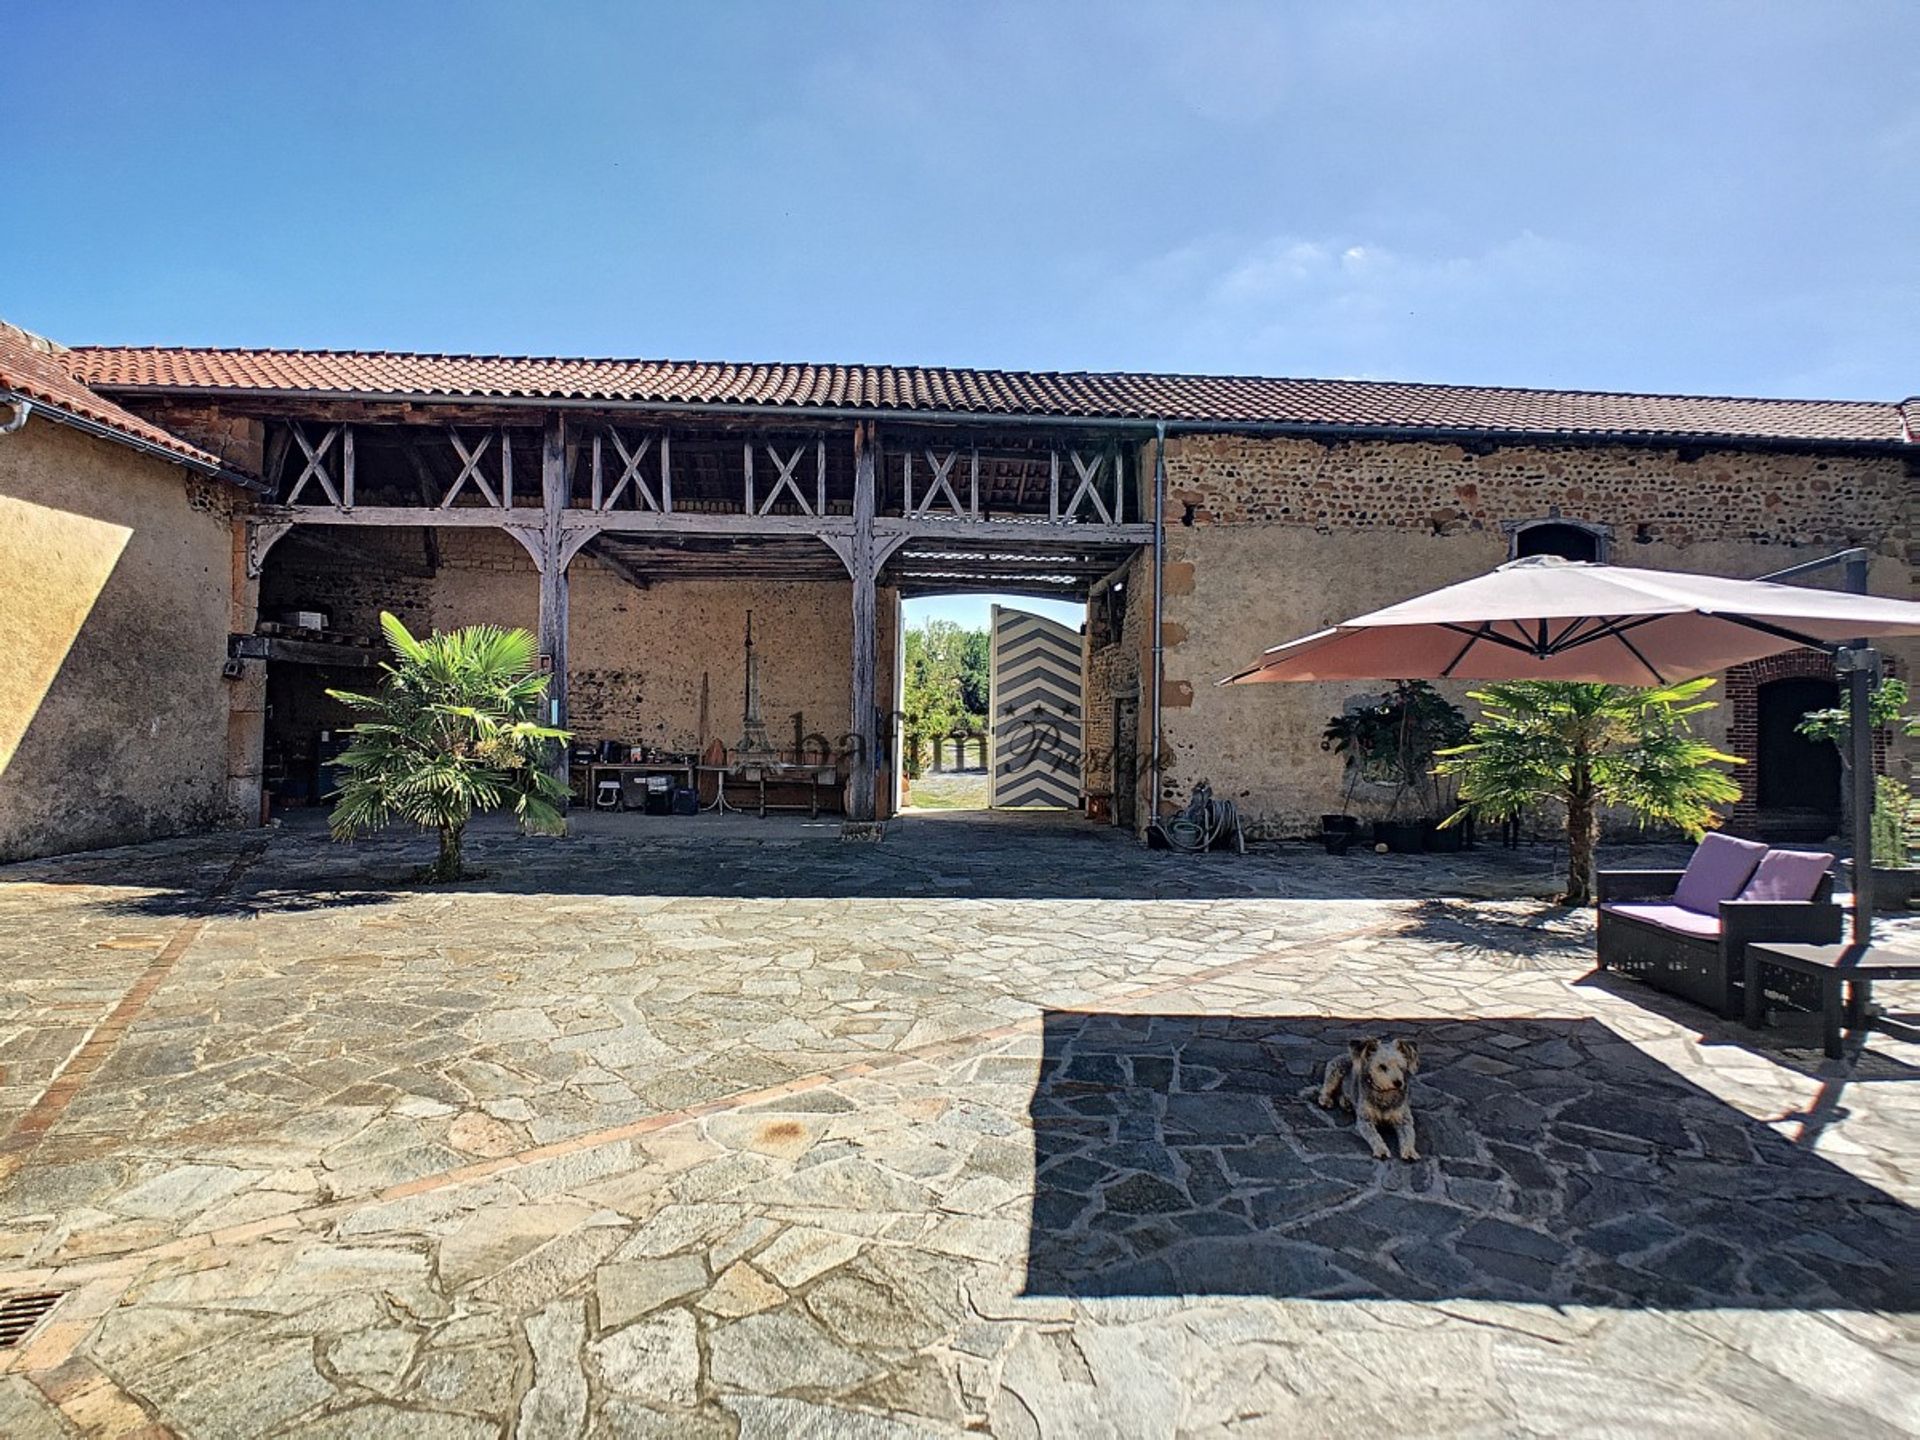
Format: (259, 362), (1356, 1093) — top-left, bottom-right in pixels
(849, 421), (879, 822)
(539, 417), (570, 783)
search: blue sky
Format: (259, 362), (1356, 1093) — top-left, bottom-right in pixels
(907, 593), (1083, 634)
(5, 2), (1914, 406)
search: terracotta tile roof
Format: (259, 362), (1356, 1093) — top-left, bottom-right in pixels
(0, 326), (234, 474)
(66, 345), (1912, 447)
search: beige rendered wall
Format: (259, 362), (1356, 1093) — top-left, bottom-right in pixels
(0, 418), (239, 861)
(422, 529), (894, 757)
(1155, 434), (1917, 838)
(261, 526), (898, 806)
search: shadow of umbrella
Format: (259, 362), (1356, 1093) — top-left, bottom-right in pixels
(1023, 1010), (1918, 1309)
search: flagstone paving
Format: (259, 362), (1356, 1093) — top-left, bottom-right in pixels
(0, 813), (1915, 1437)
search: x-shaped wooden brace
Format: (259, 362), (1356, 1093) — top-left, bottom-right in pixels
(748, 441), (824, 515)
(593, 428), (663, 511)
(443, 429), (510, 508)
(285, 423), (344, 506)
(1061, 450), (1116, 524)
(905, 449), (977, 518)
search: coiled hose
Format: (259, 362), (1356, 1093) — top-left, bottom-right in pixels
(1159, 780), (1245, 854)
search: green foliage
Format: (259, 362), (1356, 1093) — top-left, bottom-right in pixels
(1795, 678), (1920, 751)
(902, 619), (989, 776)
(1322, 681), (1470, 816)
(1435, 678), (1742, 904)
(1870, 774), (1918, 870)
(326, 613), (571, 882)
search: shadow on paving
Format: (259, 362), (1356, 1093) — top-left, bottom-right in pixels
(63, 814), (1626, 915)
(1022, 1011), (1920, 1310)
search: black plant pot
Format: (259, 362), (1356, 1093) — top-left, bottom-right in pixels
(1843, 860), (1918, 911)
(1373, 820), (1425, 854)
(1322, 814), (1361, 834)
(1423, 820), (1466, 854)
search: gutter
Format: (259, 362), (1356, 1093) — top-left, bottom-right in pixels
(74, 384), (1916, 457)
(0, 388), (269, 491)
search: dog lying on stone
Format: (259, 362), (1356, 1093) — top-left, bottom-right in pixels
(1315, 1037), (1421, 1161)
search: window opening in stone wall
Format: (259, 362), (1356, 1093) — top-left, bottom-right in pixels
(1511, 519), (1609, 563)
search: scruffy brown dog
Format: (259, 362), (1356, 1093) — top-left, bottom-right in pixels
(1316, 1037), (1421, 1161)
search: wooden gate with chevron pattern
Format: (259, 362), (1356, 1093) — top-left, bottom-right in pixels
(987, 605), (1083, 809)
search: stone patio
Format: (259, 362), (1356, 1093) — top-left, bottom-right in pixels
(0, 812), (1914, 1437)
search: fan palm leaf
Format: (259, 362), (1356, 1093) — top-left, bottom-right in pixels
(326, 612), (572, 882)
(1435, 678), (1741, 905)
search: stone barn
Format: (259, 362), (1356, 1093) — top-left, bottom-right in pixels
(2, 315), (1912, 860)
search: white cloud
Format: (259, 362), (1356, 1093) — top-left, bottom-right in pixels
(1084, 228), (1587, 382)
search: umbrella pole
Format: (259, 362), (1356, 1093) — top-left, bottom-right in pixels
(1844, 646), (1876, 947)
(1839, 549), (1874, 951)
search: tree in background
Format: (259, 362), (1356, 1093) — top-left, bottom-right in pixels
(327, 613), (570, 882)
(1795, 677), (1920, 833)
(1435, 679), (1742, 906)
(902, 619), (989, 775)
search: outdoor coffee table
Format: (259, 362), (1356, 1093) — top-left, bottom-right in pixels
(1744, 941), (1920, 1059)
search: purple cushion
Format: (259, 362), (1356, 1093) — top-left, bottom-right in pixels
(1672, 833), (1767, 915)
(1736, 849), (1833, 903)
(1603, 902), (1724, 938)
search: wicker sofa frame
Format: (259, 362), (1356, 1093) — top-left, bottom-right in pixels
(1595, 864), (1842, 1019)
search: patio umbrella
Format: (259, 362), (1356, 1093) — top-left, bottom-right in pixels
(1223, 553), (1920, 943)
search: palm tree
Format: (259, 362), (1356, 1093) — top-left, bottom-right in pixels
(326, 613), (570, 882)
(1434, 679), (1742, 906)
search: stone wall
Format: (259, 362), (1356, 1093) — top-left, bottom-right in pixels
(1156, 433), (1917, 839)
(1163, 432), (1914, 551)
(0, 418), (241, 860)
(1082, 553), (1150, 824)
(136, 402), (267, 480)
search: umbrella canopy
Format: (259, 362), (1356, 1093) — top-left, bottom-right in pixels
(1223, 556), (1920, 686)
(1224, 552), (1920, 949)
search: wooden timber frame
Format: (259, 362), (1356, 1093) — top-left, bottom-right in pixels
(244, 411), (1154, 822)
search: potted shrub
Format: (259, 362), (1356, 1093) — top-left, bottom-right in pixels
(1323, 681), (1470, 853)
(1844, 775), (1918, 910)
(1796, 678), (1920, 834)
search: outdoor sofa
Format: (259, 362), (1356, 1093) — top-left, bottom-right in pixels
(1596, 833), (1840, 1019)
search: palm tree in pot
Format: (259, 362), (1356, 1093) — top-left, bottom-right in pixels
(326, 613), (571, 883)
(1434, 678), (1741, 906)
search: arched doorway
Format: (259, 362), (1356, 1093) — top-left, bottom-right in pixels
(1512, 520), (1606, 562)
(1754, 676), (1842, 841)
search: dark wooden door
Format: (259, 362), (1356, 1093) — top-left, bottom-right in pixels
(1756, 677), (1841, 839)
